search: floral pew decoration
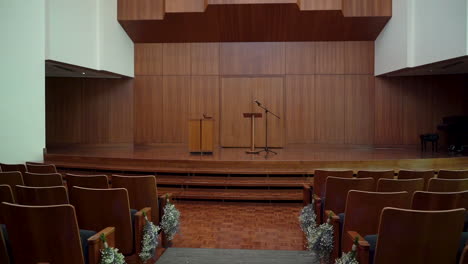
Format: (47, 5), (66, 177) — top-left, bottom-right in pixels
(99, 234), (126, 264)
(299, 202), (317, 237)
(161, 194), (181, 244)
(308, 213), (334, 264)
(335, 237), (359, 264)
(139, 211), (161, 263)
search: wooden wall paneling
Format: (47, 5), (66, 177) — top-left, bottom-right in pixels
(190, 76), (220, 145)
(344, 41), (374, 74)
(107, 79), (134, 143)
(374, 77), (404, 145)
(191, 43), (220, 75)
(134, 76), (164, 145)
(315, 75), (345, 143)
(253, 77), (285, 147)
(220, 78), (253, 147)
(220, 42), (285, 75)
(344, 75), (375, 145)
(162, 76), (190, 143)
(315, 42), (345, 74)
(46, 78), (83, 146)
(285, 75), (315, 143)
(163, 43), (191, 75)
(118, 0), (165, 20)
(135, 44), (163, 75)
(285, 42), (316, 74)
(342, 0), (392, 17)
(299, 0), (341, 10)
(209, 0), (297, 4)
(165, 0), (207, 13)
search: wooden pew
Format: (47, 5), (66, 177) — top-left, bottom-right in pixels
(377, 178), (425, 196)
(16, 185), (69, 206)
(428, 178), (468, 192)
(23, 172), (63, 187)
(397, 169), (434, 190)
(26, 164), (58, 174)
(438, 170), (468, 179)
(342, 191), (411, 262)
(112, 175), (160, 224)
(0, 171), (24, 201)
(411, 191), (468, 211)
(66, 174), (110, 190)
(2, 202), (115, 264)
(70, 186), (150, 257)
(371, 208), (465, 264)
(0, 163), (26, 174)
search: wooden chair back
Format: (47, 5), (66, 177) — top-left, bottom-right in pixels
(0, 227), (9, 264)
(0, 185), (14, 204)
(0, 171), (24, 200)
(342, 191), (411, 251)
(411, 191), (468, 210)
(0, 185), (13, 264)
(16, 185), (69, 206)
(70, 187), (133, 255)
(398, 169), (434, 190)
(357, 170), (394, 181)
(428, 178), (468, 192)
(112, 175), (159, 224)
(0, 163), (26, 174)
(324, 177), (375, 214)
(377, 178), (425, 196)
(23, 172), (63, 187)
(374, 208), (465, 264)
(438, 170), (468, 179)
(2, 202), (85, 264)
(66, 174), (109, 190)
(313, 169), (354, 198)
(26, 164), (57, 174)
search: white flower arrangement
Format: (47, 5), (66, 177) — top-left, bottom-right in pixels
(99, 234), (126, 264)
(335, 237), (359, 264)
(307, 214), (334, 263)
(161, 196), (181, 241)
(299, 203), (317, 236)
(139, 212), (161, 263)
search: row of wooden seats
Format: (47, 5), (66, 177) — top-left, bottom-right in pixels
(304, 169), (468, 264)
(0, 162), (58, 174)
(0, 170), (169, 264)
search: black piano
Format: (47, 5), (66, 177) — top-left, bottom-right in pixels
(437, 115), (468, 153)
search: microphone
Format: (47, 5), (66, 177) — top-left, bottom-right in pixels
(254, 100), (261, 106)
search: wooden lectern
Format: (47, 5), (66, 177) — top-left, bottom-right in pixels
(189, 119), (214, 154)
(243, 113), (262, 154)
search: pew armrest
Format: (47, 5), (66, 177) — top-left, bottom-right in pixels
(88, 227), (116, 264)
(135, 207), (152, 254)
(313, 195), (322, 224)
(325, 210), (341, 260)
(303, 184), (312, 206)
(345, 231), (370, 264)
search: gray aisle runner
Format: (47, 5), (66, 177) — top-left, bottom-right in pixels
(156, 248), (319, 264)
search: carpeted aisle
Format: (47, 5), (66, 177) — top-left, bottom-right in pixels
(156, 248), (319, 264)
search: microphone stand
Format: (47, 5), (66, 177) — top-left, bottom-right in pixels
(254, 101), (280, 155)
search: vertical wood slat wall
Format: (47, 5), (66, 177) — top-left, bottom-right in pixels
(46, 41), (468, 147)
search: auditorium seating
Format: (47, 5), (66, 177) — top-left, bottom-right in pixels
(368, 208), (465, 264)
(112, 175), (160, 224)
(341, 191), (411, 261)
(397, 169), (434, 190)
(321, 177), (375, 259)
(428, 178), (468, 192)
(0, 172), (23, 200)
(411, 191), (468, 211)
(70, 186), (150, 256)
(0, 163), (26, 174)
(438, 170), (468, 179)
(357, 170), (395, 181)
(0, 185), (12, 264)
(23, 172), (63, 187)
(2, 202), (115, 264)
(376, 178), (425, 195)
(0, 185), (14, 204)
(16, 185), (69, 206)
(26, 163), (57, 174)
(66, 174), (110, 190)
(0, 227), (8, 264)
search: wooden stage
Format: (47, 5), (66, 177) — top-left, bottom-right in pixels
(44, 144), (468, 174)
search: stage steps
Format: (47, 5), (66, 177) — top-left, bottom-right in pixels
(157, 187), (303, 201)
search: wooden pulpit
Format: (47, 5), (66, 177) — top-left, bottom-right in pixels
(243, 113), (262, 153)
(189, 118), (214, 154)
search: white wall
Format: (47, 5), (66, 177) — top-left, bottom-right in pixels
(375, 0), (468, 75)
(46, 0), (134, 77)
(0, 0), (46, 163)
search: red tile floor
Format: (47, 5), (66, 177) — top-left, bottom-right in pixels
(171, 200), (304, 250)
